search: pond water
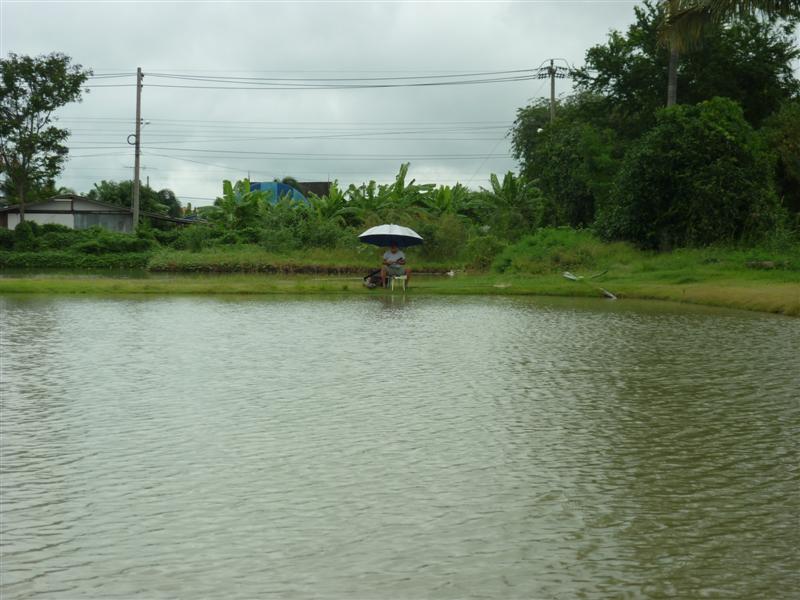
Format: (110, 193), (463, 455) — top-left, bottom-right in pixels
(1, 295), (798, 599)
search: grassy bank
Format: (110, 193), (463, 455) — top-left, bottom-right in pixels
(2, 230), (798, 316)
(146, 246), (453, 274)
(1, 272), (798, 316)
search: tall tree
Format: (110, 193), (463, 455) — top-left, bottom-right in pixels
(662, 0), (799, 106)
(664, 0), (683, 107)
(0, 53), (91, 220)
(597, 98), (781, 248)
(573, 1), (799, 131)
(761, 100), (800, 217)
(87, 180), (180, 216)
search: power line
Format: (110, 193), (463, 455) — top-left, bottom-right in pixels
(142, 147), (512, 159)
(60, 117), (511, 125)
(84, 69), (539, 91)
(140, 75), (538, 91)
(145, 68), (533, 83)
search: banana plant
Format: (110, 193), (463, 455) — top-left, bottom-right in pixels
(345, 163), (434, 225)
(305, 180), (348, 225)
(209, 179), (270, 230)
(422, 183), (479, 220)
(475, 172), (545, 239)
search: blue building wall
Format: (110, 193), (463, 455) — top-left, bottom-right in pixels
(249, 182), (307, 203)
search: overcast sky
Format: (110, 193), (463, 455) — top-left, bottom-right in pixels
(4, 1), (645, 206)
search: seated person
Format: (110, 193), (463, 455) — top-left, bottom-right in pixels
(381, 242), (411, 287)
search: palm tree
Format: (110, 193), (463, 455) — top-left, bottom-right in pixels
(662, 0), (797, 106)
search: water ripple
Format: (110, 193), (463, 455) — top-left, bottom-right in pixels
(1, 295), (798, 599)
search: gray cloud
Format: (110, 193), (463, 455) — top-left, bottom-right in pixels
(4, 1), (640, 205)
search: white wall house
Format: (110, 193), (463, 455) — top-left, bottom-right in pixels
(0, 195), (133, 232)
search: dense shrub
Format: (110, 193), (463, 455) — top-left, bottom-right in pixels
(238, 227), (263, 245)
(14, 221), (40, 251)
(0, 228), (15, 250)
(0, 251), (150, 269)
(466, 235), (505, 269)
(526, 121), (618, 227)
(216, 231), (242, 245)
(173, 225), (217, 252)
(39, 231), (80, 250)
(760, 100), (800, 217)
(597, 98), (783, 249)
(151, 228), (182, 247)
(297, 219), (351, 249)
(39, 223), (73, 235)
(418, 214), (468, 260)
(74, 231), (154, 254)
(259, 227), (299, 252)
(492, 227), (636, 274)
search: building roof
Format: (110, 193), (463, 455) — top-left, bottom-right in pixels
(0, 194), (129, 214)
(296, 181), (332, 198)
(0, 194), (200, 224)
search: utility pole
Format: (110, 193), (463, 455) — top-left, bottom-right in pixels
(549, 59), (556, 123)
(132, 67), (143, 231)
(536, 59), (569, 124)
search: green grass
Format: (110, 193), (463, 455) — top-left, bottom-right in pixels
(493, 228), (800, 277)
(2, 230), (799, 316)
(1, 272), (798, 316)
(147, 245), (453, 274)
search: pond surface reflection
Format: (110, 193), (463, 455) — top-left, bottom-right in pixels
(1, 295), (798, 599)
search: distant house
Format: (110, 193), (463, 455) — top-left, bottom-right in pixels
(295, 181), (332, 198)
(0, 194), (194, 232)
(250, 181), (306, 203)
(249, 181), (332, 203)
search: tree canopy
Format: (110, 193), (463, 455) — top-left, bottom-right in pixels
(87, 180), (182, 218)
(0, 53), (91, 216)
(571, 1), (799, 132)
(596, 97), (781, 248)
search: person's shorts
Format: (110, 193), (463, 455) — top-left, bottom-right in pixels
(385, 264), (405, 276)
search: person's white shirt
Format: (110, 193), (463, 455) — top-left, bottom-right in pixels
(383, 249), (405, 265)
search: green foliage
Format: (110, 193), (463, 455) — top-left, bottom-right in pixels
(39, 222), (72, 234)
(0, 251), (149, 269)
(572, 1), (799, 131)
(174, 225), (217, 252)
(598, 97), (783, 249)
(39, 230), (79, 250)
(760, 100), (800, 216)
(0, 53), (91, 207)
(73, 231), (154, 254)
(208, 179), (270, 229)
(472, 172), (545, 239)
(522, 121), (619, 227)
(259, 227), (299, 252)
(158, 189), (182, 218)
(86, 180), (182, 224)
(492, 227), (638, 274)
(5, 222), (156, 256)
(466, 235), (506, 269)
(13, 220), (40, 250)
(296, 218), (354, 249)
(151, 228), (182, 247)
(417, 213), (468, 260)
(0, 227), (14, 250)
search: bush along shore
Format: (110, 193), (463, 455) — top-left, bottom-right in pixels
(1, 224), (798, 316)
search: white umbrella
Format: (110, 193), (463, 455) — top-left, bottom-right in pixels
(358, 223), (424, 247)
